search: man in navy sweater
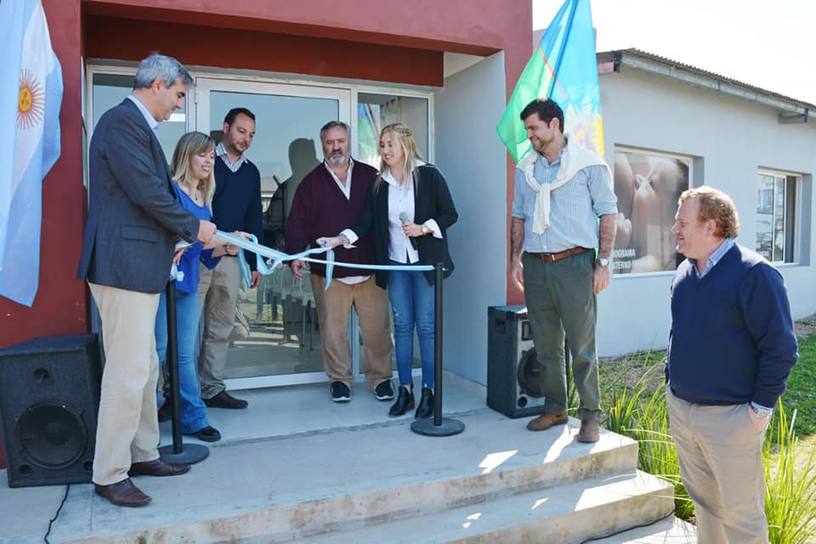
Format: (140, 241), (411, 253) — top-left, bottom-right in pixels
(667, 186), (798, 544)
(197, 108), (263, 410)
(286, 121), (394, 403)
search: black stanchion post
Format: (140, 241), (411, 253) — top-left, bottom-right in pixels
(411, 263), (465, 437)
(159, 280), (209, 464)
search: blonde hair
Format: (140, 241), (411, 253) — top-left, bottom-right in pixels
(171, 131), (216, 207)
(678, 186), (740, 239)
(375, 123), (423, 192)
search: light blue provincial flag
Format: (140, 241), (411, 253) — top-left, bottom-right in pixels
(497, 0), (604, 163)
(0, 0), (63, 306)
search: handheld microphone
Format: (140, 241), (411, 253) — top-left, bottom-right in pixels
(399, 212), (418, 250)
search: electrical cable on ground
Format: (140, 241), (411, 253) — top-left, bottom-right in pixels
(43, 484), (70, 544)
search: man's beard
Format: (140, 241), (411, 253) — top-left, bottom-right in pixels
(531, 138), (550, 154)
(326, 153), (349, 166)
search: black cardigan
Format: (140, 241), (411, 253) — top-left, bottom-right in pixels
(351, 164), (458, 288)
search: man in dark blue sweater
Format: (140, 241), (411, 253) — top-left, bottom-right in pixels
(667, 186), (798, 544)
(197, 108), (263, 410)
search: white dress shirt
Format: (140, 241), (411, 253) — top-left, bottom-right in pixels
(324, 159), (368, 285)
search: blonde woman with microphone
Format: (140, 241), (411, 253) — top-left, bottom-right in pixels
(319, 123), (458, 418)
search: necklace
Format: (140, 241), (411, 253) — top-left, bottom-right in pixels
(180, 182), (204, 206)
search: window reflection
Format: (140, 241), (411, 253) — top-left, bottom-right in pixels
(357, 93), (429, 168)
(91, 73), (186, 164)
(207, 91), (340, 380)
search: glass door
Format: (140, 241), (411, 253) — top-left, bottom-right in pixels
(196, 78), (351, 389)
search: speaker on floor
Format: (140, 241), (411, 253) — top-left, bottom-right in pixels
(487, 305), (549, 418)
(0, 334), (101, 487)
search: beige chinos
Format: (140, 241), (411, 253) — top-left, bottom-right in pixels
(666, 386), (769, 544)
(310, 275), (393, 389)
(89, 283), (161, 486)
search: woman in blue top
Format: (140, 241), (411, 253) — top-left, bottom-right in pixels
(155, 132), (237, 442)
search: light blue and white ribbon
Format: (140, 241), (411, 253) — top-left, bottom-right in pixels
(214, 230), (434, 289)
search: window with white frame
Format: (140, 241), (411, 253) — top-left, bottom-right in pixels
(356, 93), (429, 168)
(756, 170), (798, 263)
(89, 72), (187, 164)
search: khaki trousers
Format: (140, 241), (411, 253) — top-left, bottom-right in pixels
(310, 275), (393, 389)
(197, 257), (240, 399)
(89, 283), (161, 486)
(666, 386), (769, 544)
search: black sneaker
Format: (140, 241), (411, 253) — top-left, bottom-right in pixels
(185, 425), (222, 443)
(374, 380), (395, 401)
(330, 381), (351, 402)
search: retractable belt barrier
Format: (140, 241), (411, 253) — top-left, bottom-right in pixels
(167, 230), (463, 438)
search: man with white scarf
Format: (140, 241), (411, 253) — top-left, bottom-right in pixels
(510, 99), (617, 443)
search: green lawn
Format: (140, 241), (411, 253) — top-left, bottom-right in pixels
(598, 321), (816, 440)
(783, 333), (816, 436)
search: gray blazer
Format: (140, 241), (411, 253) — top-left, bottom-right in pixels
(77, 99), (200, 294)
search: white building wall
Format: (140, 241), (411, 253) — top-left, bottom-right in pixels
(598, 67), (816, 357)
(435, 52), (507, 383)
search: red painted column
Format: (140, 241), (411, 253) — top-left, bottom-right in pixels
(0, 0), (86, 470)
(0, 0), (87, 348)
(502, 3), (532, 306)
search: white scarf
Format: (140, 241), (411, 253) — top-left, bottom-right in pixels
(519, 137), (611, 235)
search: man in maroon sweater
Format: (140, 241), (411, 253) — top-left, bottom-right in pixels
(286, 121), (394, 403)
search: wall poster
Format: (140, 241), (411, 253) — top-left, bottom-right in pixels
(613, 148), (691, 274)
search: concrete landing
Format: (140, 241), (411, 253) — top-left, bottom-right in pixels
(164, 371), (487, 446)
(0, 378), (674, 544)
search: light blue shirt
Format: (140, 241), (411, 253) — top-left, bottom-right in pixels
(127, 95), (159, 135)
(512, 147), (617, 253)
(689, 238), (736, 278)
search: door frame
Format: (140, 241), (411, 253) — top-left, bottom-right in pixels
(84, 61), (435, 390)
(195, 77), (352, 391)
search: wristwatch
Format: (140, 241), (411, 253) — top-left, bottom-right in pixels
(421, 225), (431, 235)
(750, 402), (773, 418)
(596, 257), (610, 267)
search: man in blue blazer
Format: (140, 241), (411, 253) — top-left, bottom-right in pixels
(77, 54), (216, 507)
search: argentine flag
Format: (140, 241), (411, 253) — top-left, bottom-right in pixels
(0, 0), (63, 307)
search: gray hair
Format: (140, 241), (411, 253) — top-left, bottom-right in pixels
(319, 120), (350, 141)
(133, 54), (193, 90)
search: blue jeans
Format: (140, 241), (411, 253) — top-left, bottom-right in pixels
(155, 289), (209, 433)
(388, 264), (435, 389)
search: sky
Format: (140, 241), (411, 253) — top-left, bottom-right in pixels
(533, 0), (816, 105)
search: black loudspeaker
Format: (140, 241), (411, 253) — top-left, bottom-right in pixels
(487, 305), (549, 418)
(0, 334), (101, 487)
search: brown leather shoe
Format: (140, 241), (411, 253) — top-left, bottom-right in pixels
(129, 459), (191, 477)
(94, 478), (151, 507)
(204, 390), (248, 409)
(577, 419), (601, 443)
(526, 412), (568, 431)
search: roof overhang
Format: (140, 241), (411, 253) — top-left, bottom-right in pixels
(598, 49), (812, 124)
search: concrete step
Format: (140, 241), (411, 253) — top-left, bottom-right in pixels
(39, 411), (639, 543)
(592, 516), (696, 543)
(307, 470), (675, 544)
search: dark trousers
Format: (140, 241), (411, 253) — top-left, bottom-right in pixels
(522, 250), (601, 421)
